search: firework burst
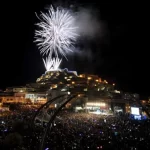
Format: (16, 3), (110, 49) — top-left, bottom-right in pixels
(43, 56), (54, 71)
(35, 6), (78, 59)
(52, 57), (62, 70)
(43, 56), (62, 71)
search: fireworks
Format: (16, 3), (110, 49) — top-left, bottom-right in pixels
(43, 56), (54, 71)
(35, 5), (78, 71)
(43, 56), (62, 71)
(35, 6), (78, 59)
(52, 57), (62, 70)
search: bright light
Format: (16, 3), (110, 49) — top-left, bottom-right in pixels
(131, 107), (140, 115)
(88, 77), (92, 80)
(86, 102), (106, 107)
(114, 90), (120, 93)
(52, 84), (57, 88)
(72, 81), (75, 84)
(43, 56), (62, 71)
(53, 57), (62, 70)
(35, 6), (78, 59)
(43, 56), (54, 71)
(84, 88), (87, 91)
(79, 74), (83, 78)
(61, 88), (67, 91)
(90, 111), (101, 115)
(75, 107), (82, 110)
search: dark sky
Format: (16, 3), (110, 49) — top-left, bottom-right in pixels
(0, 1), (149, 98)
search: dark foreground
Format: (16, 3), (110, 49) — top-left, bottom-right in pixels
(0, 109), (150, 150)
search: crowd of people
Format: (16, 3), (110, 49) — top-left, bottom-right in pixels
(45, 111), (150, 150)
(0, 108), (35, 149)
(0, 107), (150, 150)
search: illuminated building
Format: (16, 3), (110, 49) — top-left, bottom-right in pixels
(0, 90), (47, 105)
(25, 92), (47, 104)
(6, 86), (35, 93)
(35, 69), (113, 95)
(0, 92), (25, 104)
(0, 69), (141, 114)
(35, 69), (127, 113)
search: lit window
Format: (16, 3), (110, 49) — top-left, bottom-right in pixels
(104, 80), (107, 83)
(84, 88), (88, 91)
(86, 102), (106, 107)
(52, 84), (57, 88)
(114, 90), (120, 93)
(61, 89), (67, 91)
(101, 87), (105, 90)
(46, 75), (49, 78)
(79, 75), (83, 78)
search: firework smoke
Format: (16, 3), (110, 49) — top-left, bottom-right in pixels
(76, 7), (102, 38)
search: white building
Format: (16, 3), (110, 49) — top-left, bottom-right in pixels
(25, 93), (47, 104)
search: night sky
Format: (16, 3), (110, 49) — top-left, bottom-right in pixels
(0, 1), (149, 98)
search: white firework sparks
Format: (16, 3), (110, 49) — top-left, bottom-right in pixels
(43, 56), (54, 71)
(52, 57), (62, 70)
(35, 6), (78, 59)
(43, 56), (62, 71)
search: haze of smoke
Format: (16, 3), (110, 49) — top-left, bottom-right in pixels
(76, 7), (102, 38)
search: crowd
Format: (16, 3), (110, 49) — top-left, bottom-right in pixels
(0, 107), (150, 150)
(0, 108), (36, 149)
(45, 112), (150, 150)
